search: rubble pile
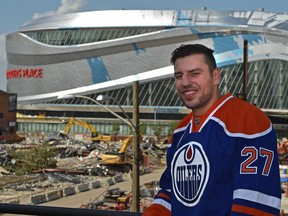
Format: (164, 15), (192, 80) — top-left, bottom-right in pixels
(278, 138), (288, 165)
(81, 187), (132, 211)
(81, 181), (159, 211)
(0, 133), (167, 204)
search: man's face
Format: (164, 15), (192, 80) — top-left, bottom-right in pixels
(174, 54), (221, 116)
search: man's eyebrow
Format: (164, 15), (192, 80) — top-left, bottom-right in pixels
(188, 68), (201, 72)
(174, 67), (202, 74)
(174, 71), (182, 76)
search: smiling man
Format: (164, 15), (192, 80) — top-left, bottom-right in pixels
(142, 44), (281, 216)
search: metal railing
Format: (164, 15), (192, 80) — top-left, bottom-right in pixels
(0, 203), (142, 216)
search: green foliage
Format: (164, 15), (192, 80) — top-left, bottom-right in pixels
(151, 123), (163, 137)
(111, 122), (120, 136)
(167, 120), (180, 137)
(4, 146), (58, 175)
(140, 122), (148, 135)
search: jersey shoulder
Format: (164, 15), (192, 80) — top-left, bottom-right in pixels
(213, 97), (271, 135)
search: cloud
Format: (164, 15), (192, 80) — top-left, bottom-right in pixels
(33, 0), (87, 19)
(0, 34), (7, 91)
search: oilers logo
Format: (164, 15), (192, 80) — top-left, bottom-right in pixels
(171, 141), (210, 207)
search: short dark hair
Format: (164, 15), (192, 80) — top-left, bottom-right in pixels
(170, 44), (217, 72)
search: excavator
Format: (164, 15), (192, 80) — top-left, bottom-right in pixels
(60, 117), (111, 143)
(100, 135), (143, 173)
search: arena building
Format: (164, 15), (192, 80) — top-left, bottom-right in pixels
(5, 9), (288, 137)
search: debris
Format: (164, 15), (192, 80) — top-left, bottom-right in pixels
(0, 133), (168, 204)
(0, 166), (10, 175)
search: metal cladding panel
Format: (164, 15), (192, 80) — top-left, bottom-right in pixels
(6, 26), (202, 97)
(8, 31), (288, 100)
(18, 9), (288, 32)
(7, 60), (94, 96)
(19, 10), (177, 31)
(5, 9), (288, 102)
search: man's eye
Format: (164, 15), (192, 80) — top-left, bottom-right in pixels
(191, 72), (200, 76)
(174, 73), (182, 79)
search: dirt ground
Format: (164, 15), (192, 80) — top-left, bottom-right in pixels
(0, 175), (39, 188)
(0, 152), (165, 205)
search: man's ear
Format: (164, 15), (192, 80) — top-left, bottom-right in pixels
(213, 68), (221, 85)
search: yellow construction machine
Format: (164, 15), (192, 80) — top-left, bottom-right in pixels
(61, 117), (111, 143)
(101, 135), (143, 173)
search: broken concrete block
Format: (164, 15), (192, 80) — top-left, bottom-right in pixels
(63, 186), (76, 196)
(91, 180), (101, 189)
(46, 190), (61, 201)
(31, 193), (47, 204)
(107, 177), (115, 186)
(77, 183), (89, 192)
(114, 174), (124, 183)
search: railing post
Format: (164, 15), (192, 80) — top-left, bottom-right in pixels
(131, 80), (140, 212)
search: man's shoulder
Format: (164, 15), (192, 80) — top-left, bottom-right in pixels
(213, 97), (272, 135)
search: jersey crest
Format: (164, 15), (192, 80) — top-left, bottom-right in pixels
(171, 141), (210, 207)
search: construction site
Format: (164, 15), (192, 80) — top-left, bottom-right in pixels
(0, 113), (169, 213)
(0, 118), (287, 214)
(0, 90), (171, 214)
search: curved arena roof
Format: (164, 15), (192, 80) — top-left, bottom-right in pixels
(5, 9), (288, 113)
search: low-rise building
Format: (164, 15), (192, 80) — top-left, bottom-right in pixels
(0, 91), (22, 142)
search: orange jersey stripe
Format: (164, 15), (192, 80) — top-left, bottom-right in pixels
(156, 192), (171, 200)
(232, 204), (275, 216)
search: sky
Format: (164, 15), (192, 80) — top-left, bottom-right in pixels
(0, 0), (287, 91)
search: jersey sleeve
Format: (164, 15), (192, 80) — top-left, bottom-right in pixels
(142, 203), (171, 216)
(142, 155), (172, 215)
(226, 103), (281, 215)
(213, 97), (281, 215)
(147, 145), (173, 214)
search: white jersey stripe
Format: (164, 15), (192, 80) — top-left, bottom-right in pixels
(210, 116), (273, 139)
(153, 198), (171, 211)
(199, 95), (233, 132)
(233, 189), (281, 210)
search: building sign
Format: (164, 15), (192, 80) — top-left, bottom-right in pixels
(6, 68), (43, 79)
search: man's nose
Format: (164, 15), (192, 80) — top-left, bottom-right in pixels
(181, 74), (192, 86)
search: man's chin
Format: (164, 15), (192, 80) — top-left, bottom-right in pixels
(184, 102), (197, 110)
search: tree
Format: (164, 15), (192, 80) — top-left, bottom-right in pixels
(111, 122), (120, 141)
(5, 146), (58, 175)
(167, 120), (180, 137)
(151, 123), (163, 142)
(140, 122), (148, 135)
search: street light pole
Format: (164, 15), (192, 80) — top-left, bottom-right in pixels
(96, 95), (134, 130)
(57, 95), (133, 128)
(57, 81), (141, 212)
(97, 82), (140, 212)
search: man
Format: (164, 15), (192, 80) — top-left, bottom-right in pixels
(143, 44), (281, 215)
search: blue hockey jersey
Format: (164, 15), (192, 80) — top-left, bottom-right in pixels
(152, 93), (281, 216)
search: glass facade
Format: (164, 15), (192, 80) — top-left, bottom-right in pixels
(24, 28), (163, 46)
(221, 59), (288, 109)
(47, 59), (288, 111)
(20, 58), (286, 137)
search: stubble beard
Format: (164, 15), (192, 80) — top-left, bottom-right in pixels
(181, 89), (214, 112)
